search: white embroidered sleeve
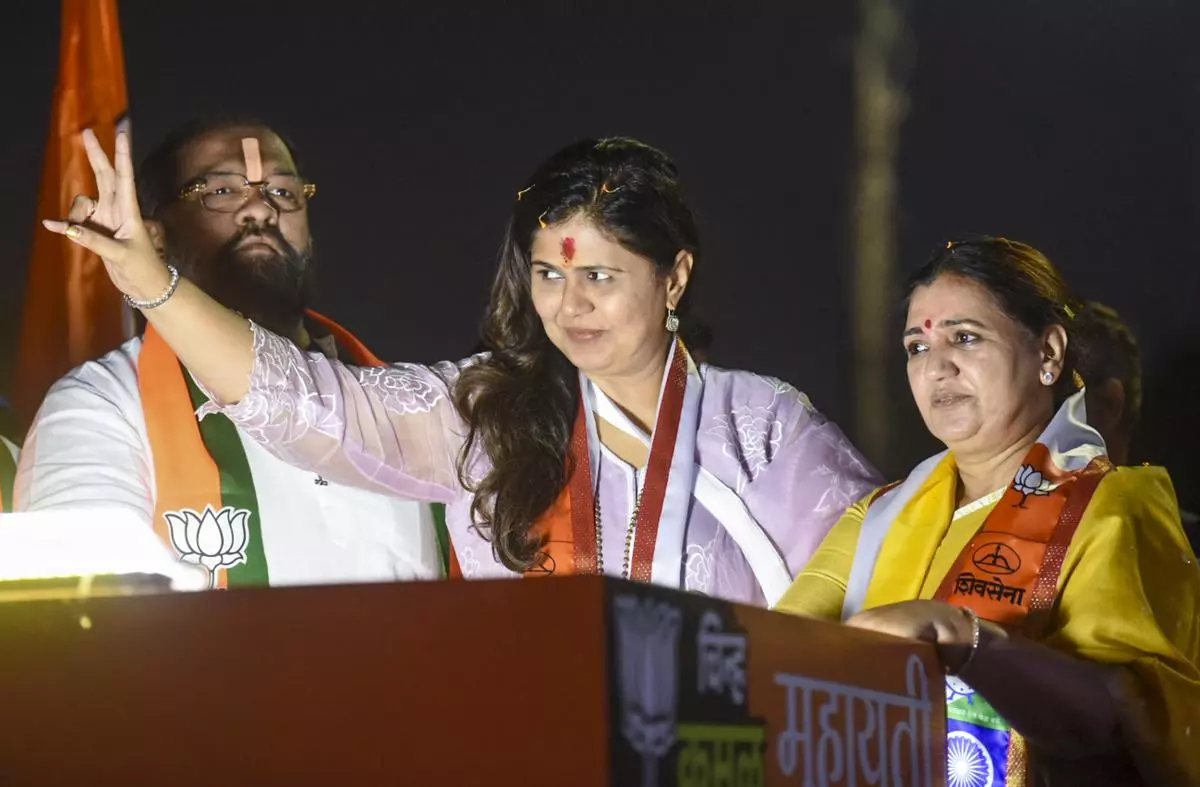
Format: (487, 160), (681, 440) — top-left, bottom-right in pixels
(197, 322), (476, 503)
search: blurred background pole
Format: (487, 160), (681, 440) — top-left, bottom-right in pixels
(851, 0), (910, 474)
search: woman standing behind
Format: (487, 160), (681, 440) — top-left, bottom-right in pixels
(47, 130), (879, 606)
(777, 238), (1199, 785)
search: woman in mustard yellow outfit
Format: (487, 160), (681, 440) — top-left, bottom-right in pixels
(776, 238), (1199, 786)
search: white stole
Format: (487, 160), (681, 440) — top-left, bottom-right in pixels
(582, 343), (794, 606)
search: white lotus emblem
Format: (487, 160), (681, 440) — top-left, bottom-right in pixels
(613, 595), (682, 787)
(1012, 464), (1051, 508)
(164, 506), (250, 588)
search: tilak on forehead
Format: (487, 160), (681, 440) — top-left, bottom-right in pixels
(241, 137), (262, 181)
(560, 236), (576, 265)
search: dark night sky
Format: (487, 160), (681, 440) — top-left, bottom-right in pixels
(1, 1), (1198, 501)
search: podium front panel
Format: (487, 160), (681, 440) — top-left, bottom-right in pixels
(0, 576), (946, 785)
(0, 578), (613, 786)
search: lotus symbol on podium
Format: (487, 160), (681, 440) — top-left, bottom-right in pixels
(164, 506), (250, 588)
(612, 594), (683, 787)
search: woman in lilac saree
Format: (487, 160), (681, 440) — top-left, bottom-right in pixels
(49, 132), (878, 607)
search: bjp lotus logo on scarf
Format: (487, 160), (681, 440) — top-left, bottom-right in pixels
(164, 506), (250, 588)
(1011, 464), (1052, 508)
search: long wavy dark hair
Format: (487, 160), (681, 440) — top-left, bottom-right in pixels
(905, 236), (1093, 409)
(452, 138), (710, 572)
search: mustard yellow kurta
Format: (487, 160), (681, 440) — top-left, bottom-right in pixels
(776, 460), (1200, 785)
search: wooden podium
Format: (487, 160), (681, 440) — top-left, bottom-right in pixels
(0, 576), (945, 786)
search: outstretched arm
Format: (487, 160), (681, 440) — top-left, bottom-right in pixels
(43, 128), (470, 502)
(44, 129), (254, 405)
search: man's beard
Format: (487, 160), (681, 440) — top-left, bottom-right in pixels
(170, 224), (316, 339)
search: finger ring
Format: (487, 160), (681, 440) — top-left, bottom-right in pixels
(65, 225), (82, 239)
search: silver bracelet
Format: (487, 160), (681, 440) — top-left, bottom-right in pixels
(948, 606), (982, 676)
(123, 265), (180, 310)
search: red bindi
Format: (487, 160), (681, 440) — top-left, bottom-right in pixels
(561, 237), (576, 263)
(924, 319), (932, 330)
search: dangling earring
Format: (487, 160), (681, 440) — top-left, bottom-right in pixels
(665, 307), (680, 333)
(1041, 370), (1055, 385)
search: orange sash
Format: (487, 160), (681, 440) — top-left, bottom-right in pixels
(137, 311), (459, 585)
(932, 443), (1111, 632)
(140, 325), (223, 579)
(304, 311), (384, 366)
(526, 339), (689, 579)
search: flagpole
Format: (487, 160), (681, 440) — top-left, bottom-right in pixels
(850, 0), (910, 474)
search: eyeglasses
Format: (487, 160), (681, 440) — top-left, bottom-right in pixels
(176, 173), (317, 213)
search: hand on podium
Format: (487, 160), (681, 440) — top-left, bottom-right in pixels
(846, 599), (979, 674)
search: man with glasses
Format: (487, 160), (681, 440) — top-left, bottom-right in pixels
(14, 119), (449, 588)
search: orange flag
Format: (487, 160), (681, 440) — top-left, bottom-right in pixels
(13, 0), (131, 429)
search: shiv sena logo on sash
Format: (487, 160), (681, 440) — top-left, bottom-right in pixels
(933, 443), (1111, 631)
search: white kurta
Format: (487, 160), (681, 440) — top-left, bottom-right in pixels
(14, 337), (443, 586)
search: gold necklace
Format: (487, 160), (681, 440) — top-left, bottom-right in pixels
(595, 489), (642, 578)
